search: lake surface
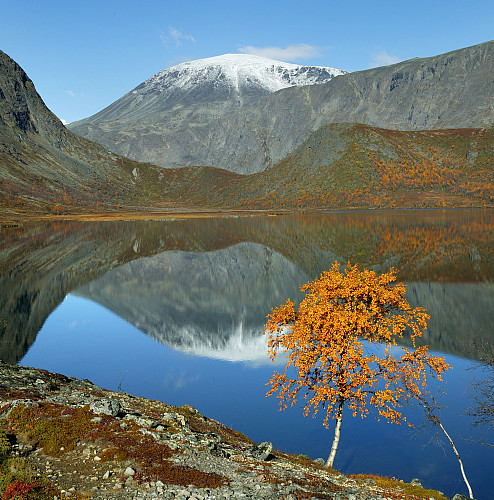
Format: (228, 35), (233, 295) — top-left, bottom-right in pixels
(1, 209), (493, 498)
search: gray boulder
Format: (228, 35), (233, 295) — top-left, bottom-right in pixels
(89, 398), (121, 417)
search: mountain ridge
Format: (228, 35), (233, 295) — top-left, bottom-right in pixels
(1, 45), (493, 216)
(69, 41), (494, 173)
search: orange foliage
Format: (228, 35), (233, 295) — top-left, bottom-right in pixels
(263, 262), (450, 465)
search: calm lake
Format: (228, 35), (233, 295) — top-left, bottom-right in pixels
(1, 208), (493, 498)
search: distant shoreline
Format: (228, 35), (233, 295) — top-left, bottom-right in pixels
(1, 205), (492, 226)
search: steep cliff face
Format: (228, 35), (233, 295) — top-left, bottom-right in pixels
(69, 41), (494, 173)
(0, 50), (162, 213)
(0, 50), (67, 146)
(197, 40), (494, 173)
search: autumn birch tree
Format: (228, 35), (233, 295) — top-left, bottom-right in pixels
(263, 261), (450, 468)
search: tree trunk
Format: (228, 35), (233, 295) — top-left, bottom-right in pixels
(326, 406), (343, 467)
(437, 420), (474, 499)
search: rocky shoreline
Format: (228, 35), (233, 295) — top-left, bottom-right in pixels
(0, 362), (455, 499)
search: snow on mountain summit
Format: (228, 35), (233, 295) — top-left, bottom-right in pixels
(136, 53), (347, 96)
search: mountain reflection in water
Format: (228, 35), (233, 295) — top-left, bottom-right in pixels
(71, 244), (494, 363)
(74, 243), (308, 362)
(1, 208), (493, 363)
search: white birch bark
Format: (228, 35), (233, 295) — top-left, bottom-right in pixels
(437, 420), (474, 499)
(326, 411), (343, 467)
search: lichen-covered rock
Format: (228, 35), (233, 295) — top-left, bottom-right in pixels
(251, 441), (273, 461)
(89, 398), (121, 417)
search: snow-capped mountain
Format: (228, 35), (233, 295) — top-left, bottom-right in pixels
(68, 54), (347, 170)
(136, 53), (346, 100)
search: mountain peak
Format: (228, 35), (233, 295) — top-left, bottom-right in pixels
(137, 53), (347, 95)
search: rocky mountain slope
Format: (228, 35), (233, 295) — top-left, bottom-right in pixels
(69, 41), (494, 173)
(0, 49), (192, 215)
(0, 50), (127, 213)
(0, 362), (448, 499)
(68, 54), (345, 170)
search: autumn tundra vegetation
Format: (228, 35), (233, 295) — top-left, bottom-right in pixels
(263, 262), (450, 468)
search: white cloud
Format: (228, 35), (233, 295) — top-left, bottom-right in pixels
(161, 27), (196, 47)
(61, 119), (69, 125)
(238, 43), (324, 62)
(370, 50), (401, 68)
(66, 89), (76, 97)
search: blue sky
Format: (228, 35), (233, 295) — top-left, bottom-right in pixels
(1, 0), (492, 123)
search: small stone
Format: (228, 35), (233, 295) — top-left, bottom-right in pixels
(102, 470), (111, 479)
(314, 458), (325, 466)
(410, 478), (422, 487)
(452, 495), (470, 500)
(180, 404), (199, 414)
(124, 466), (135, 476)
(94, 456), (101, 461)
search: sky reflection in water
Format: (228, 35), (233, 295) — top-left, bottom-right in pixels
(20, 292), (492, 499)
